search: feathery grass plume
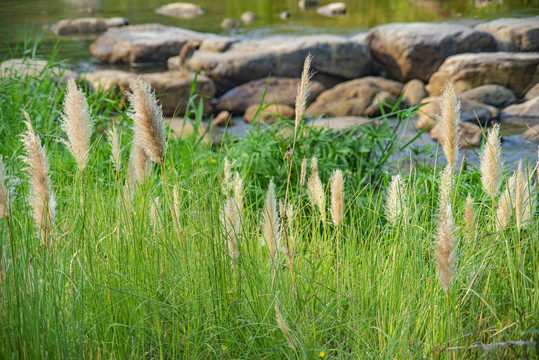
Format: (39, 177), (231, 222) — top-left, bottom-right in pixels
(464, 193), (475, 240)
(233, 172), (243, 221)
(106, 124), (121, 174)
(300, 156), (307, 187)
(173, 186), (180, 222)
(435, 201), (456, 293)
(384, 175), (407, 225)
(60, 79), (95, 172)
(263, 180), (280, 259)
(479, 124), (501, 198)
(128, 141), (151, 185)
(0, 155), (9, 219)
(307, 157), (326, 222)
(294, 54), (312, 136)
(128, 79), (166, 165)
(275, 301), (297, 350)
(438, 165), (453, 212)
(496, 174), (516, 231)
(330, 169), (344, 226)
(20, 111), (56, 238)
(222, 196), (240, 268)
(514, 162), (524, 234)
(437, 81), (460, 170)
(522, 180), (537, 227)
(222, 157), (232, 194)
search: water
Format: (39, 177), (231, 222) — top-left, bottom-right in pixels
(1, 0), (538, 69)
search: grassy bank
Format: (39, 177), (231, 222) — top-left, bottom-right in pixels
(0, 55), (538, 359)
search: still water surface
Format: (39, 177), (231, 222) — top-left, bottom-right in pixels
(1, 0), (538, 68)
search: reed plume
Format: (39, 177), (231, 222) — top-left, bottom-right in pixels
(464, 193), (475, 240)
(128, 79), (166, 165)
(222, 196), (239, 268)
(300, 156), (307, 187)
(514, 162), (524, 234)
(0, 155), (9, 219)
(263, 180), (280, 260)
(294, 54), (312, 136)
(385, 175), (407, 225)
(479, 124), (501, 198)
(223, 157), (232, 194)
(233, 172), (243, 220)
(60, 79), (94, 172)
(275, 301), (297, 350)
(106, 124), (121, 175)
(20, 111), (56, 239)
(307, 157), (326, 222)
(173, 186), (180, 222)
(496, 174), (516, 231)
(437, 81), (460, 170)
(438, 165), (453, 212)
(330, 169), (344, 226)
(435, 204), (456, 293)
(128, 140), (151, 185)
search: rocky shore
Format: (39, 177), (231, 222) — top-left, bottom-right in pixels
(2, 14), (539, 151)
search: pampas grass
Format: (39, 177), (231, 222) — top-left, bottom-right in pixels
(438, 81), (460, 170)
(300, 156), (307, 188)
(294, 54), (312, 136)
(464, 193), (475, 241)
(496, 174), (516, 231)
(479, 124), (501, 198)
(330, 169), (344, 227)
(60, 79), (94, 172)
(20, 110), (56, 240)
(307, 157), (325, 223)
(263, 180), (280, 260)
(385, 174), (407, 225)
(128, 141), (151, 186)
(514, 162), (524, 235)
(128, 79), (166, 166)
(275, 302), (297, 350)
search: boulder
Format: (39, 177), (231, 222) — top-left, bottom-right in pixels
(475, 16), (539, 52)
(311, 116), (369, 130)
(241, 11), (257, 24)
(305, 77), (404, 117)
(524, 83), (539, 101)
(403, 79), (427, 106)
(0, 58), (77, 82)
(430, 121), (483, 147)
(221, 18), (242, 31)
(427, 52), (539, 98)
(500, 97), (539, 127)
(416, 96), (498, 129)
(155, 3), (204, 18)
(522, 124), (539, 142)
(167, 37), (237, 70)
(166, 118), (209, 142)
(188, 34), (374, 92)
(279, 11), (290, 20)
(216, 77), (325, 114)
(90, 24), (213, 64)
(317, 2), (346, 17)
(459, 85), (516, 108)
(366, 22), (496, 82)
(52, 17), (128, 36)
(213, 111), (231, 126)
(81, 70), (216, 116)
(244, 104), (295, 124)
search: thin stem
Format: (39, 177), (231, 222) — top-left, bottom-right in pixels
(447, 292), (452, 360)
(5, 217), (15, 281)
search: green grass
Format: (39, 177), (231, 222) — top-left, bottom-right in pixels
(0, 54), (538, 360)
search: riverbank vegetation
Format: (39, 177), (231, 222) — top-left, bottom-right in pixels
(0, 53), (538, 359)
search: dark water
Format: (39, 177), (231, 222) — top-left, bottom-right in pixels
(1, 0), (538, 69)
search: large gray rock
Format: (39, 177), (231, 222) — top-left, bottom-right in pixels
(403, 79), (427, 106)
(155, 3), (204, 19)
(500, 97), (539, 127)
(216, 77), (325, 114)
(52, 17), (128, 36)
(459, 85), (516, 108)
(366, 22), (497, 82)
(427, 52), (539, 98)
(522, 124), (539, 142)
(188, 34), (375, 92)
(524, 83), (539, 101)
(317, 2), (346, 17)
(81, 70), (216, 116)
(475, 16), (539, 52)
(416, 96), (499, 129)
(305, 77), (404, 117)
(90, 24), (214, 64)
